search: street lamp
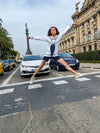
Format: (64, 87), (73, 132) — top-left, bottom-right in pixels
(25, 23), (32, 55)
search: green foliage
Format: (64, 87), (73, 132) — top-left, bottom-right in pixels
(72, 50), (100, 61)
(0, 18), (14, 59)
(10, 49), (17, 57)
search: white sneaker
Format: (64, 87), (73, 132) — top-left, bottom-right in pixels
(30, 77), (35, 84)
(75, 73), (84, 79)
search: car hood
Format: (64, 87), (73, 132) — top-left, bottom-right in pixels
(63, 57), (76, 62)
(21, 60), (42, 66)
(3, 63), (9, 66)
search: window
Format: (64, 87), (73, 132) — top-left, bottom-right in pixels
(89, 45), (92, 51)
(65, 41), (67, 48)
(73, 49), (75, 54)
(72, 38), (74, 46)
(93, 15), (96, 20)
(83, 34), (86, 42)
(88, 31), (91, 41)
(83, 46), (86, 52)
(94, 28), (98, 39)
(68, 40), (70, 47)
(94, 44), (97, 50)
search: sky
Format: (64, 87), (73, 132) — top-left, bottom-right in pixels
(0, 0), (84, 57)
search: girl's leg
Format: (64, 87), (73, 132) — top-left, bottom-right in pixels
(57, 58), (78, 75)
(32, 60), (46, 78)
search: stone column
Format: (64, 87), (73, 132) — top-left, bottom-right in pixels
(91, 17), (94, 41)
(97, 12), (100, 39)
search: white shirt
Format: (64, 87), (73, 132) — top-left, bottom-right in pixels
(31, 25), (70, 57)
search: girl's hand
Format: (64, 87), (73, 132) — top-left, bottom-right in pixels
(28, 36), (31, 39)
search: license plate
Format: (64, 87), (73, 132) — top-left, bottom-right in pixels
(69, 64), (75, 66)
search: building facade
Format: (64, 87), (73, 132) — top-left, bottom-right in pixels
(15, 51), (20, 61)
(58, 0), (100, 54)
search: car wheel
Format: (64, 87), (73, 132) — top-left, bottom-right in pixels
(57, 65), (60, 71)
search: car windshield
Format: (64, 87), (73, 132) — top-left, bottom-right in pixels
(10, 60), (14, 63)
(23, 55), (42, 61)
(58, 53), (73, 58)
(1, 60), (9, 64)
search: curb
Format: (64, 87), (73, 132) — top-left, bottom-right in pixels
(81, 66), (100, 69)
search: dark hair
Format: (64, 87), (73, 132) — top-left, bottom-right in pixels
(47, 26), (59, 36)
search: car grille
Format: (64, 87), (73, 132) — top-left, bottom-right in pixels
(28, 66), (39, 68)
(22, 68), (49, 74)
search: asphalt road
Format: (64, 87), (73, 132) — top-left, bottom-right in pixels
(0, 65), (100, 133)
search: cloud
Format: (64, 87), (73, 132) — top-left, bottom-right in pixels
(0, 0), (84, 57)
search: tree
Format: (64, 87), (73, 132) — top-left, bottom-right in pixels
(0, 18), (14, 59)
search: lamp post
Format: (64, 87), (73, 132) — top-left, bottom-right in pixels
(25, 23), (32, 55)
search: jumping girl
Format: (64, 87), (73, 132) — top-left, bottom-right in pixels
(28, 23), (84, 84)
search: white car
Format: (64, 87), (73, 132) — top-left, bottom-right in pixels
(20, 55), (50, 76)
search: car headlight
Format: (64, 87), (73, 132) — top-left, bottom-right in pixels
(76, 59), (79, 63)
(21, 65), (27, 68)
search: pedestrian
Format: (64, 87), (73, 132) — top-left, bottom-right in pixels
(28, 23), (84, 84)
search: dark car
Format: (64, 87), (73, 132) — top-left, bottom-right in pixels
(1, 60), (11, 71)
(10, 59), (16, 68)
(49, 53), (80, 71)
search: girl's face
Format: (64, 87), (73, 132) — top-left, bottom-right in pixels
(50, 27), (57, 35)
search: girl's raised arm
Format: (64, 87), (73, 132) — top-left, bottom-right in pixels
(28, 36), (49, 42)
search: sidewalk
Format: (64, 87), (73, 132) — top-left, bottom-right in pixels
(80, 63), (100, 69)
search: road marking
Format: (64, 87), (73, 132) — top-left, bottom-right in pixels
(95, 75), (100, 78)
(28, 84), (42, 89)
(15, 98), (23, 102)
(0, 111), (26, 118)
(0, 88), (14, 95)
(2, 67), (19, 86)
(0, 71), (100, 88)
(53, 80), (68, 85)
(75, 77), (91, 81)
(52, 72), (64, 77)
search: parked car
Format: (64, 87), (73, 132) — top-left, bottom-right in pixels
(20, 55), (50, 76)
(0, 61), (4, 75)
(17, 60), (22, 64)
(49, 53), (80, 71)
(1, 60), (13, 71)
(10, 59), (16, 68)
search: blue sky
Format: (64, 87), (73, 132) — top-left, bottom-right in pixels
(0, 0), (84, 57)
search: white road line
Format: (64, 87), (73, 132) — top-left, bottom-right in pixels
(0, 71), (100, 88)
(75, 77), (91, 81)
(15, 98), (23, 102)
(53, 80), (68, 85)
(0, 111), (26, 118)
(0, 88), (14, 95)
(95, 75), (100, 78)
(28, 84), (42, 90)
(52, 72), (64, 77)
(2, 67), (19, 86)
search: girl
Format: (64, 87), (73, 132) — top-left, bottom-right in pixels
(28, 24), (84, 84)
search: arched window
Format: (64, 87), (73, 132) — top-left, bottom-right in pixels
(83, 34), (86, 42)
(73, 49), (75, 54)
(83, 46), (86, 52)
(94, 44), (97, 50)
(88, 31), (91, 41)
(89, 45), (92, 51)
(94, 28), (98, 39)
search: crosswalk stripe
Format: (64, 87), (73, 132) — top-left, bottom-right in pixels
(75, 77), (91, 81)
(28, 84), (42, 90)
(95, 75), (100, 78)
(0, 88), (14, 95)
(53, 80), (68, 85)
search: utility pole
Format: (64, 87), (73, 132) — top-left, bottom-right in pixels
(25, 23), (32, 55)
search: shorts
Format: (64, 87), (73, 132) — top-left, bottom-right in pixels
(43, 56), (61, 62)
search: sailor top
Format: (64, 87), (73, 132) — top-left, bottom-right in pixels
(31, 25), (70, 57)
